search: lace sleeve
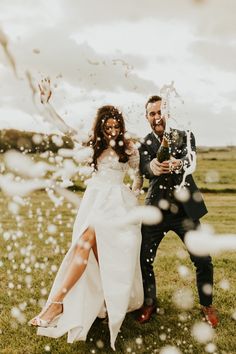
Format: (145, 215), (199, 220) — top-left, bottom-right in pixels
(127, 144), (143, 196)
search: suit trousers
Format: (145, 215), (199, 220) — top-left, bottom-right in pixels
(141, 210), (213, 307)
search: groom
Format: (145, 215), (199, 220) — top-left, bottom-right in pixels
(137, 95), (219, 327)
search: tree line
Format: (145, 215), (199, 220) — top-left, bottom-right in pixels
(0, 129), (74, 153)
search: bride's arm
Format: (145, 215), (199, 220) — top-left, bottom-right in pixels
(38, 78), (86, 143)
(128, 143), (143, 196)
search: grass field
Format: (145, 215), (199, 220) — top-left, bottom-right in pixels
(0, 147), (236, 354)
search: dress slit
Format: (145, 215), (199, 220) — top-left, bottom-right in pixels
(37, 149), (144, 350)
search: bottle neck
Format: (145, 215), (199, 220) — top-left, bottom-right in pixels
(161, 136), (169, 148)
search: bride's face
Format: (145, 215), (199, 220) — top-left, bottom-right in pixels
(103, 118), (121, 142)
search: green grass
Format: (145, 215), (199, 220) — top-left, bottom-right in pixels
(194, 147), (236, 192)
(0, 148), (236, 354)
(1, 191), (236, 354)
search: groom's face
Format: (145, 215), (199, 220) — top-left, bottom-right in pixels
(146, 100), (166, 137)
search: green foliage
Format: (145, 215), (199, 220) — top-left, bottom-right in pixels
(0, 129), (74, 153)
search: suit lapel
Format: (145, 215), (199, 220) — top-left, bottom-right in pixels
(150, 132), (160, 155)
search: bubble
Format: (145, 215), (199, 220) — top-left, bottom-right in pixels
(159, 333), (167, 341)
(178, 313), (188, 322)
(192, 191), (202, 202)
(109, 139), (116, 147)
(51, 265), (58, 272)
(32, 134), (43, 145)
(11, 307), (20, 318)
(174, 188), (190, 202)
(25, 275), (32, 285)
(38, 216), (43, 223)
(128, 205), (162, 225)
(48, 157), (55, 163)
(13, 195), (26, 206)
(44, 345), (51, 352)
(135, 337), (143, 345)
(11, 307), (26, 324)
(96, 340), (104, 348)
(8, 202), (20, 215)
(40, 151), (49, 159)
(19, 302), (27, 311)
(74, 254), (82, 264)
(185, 225), (236, 256)
(159, 345), (182, 354)
(205, 343), (217, 353)
(219, 279), (230, 290)
(177, 265), (190, 278)
(176, 249), (188, 259)
(78, 166), (94, 176)
(62, 287), (68, 294)
(158, 199), (169, 210)
(83, 241), (91, 250)
(41, 288), (48, 296)
(205, 170), (220, 183)
(51, 135), (64, 147)
(172, 287), (194, 310)
(232, 310), (236, 320)
(202, 284), (213, 295)
(47, 224), (57, 234)
(191, 322), (214, 343)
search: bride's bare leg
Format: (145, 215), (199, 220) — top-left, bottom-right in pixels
(92, 238), (99, 263)
(55, 227), (96, 300)
(30, 227), (97, 325)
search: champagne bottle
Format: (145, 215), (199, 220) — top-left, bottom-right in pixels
(156, 134), (170, 162)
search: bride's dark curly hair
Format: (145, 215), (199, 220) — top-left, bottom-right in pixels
(89, 105), (130, 169)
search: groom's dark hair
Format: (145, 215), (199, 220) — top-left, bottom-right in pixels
(145, 95), (162, 111)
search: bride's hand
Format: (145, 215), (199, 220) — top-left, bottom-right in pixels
(38, 77), (52, 104)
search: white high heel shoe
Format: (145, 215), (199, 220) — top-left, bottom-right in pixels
(29, 301), (63, 328)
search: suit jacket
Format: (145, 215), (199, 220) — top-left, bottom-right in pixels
(139, 129), (207, 220)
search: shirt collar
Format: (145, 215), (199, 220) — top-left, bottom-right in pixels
(152, 131), (162, 143)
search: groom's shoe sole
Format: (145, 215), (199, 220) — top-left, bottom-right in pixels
(136, 305), (157, 324)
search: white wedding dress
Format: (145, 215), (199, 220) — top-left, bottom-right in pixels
(37, 146), (144, 350)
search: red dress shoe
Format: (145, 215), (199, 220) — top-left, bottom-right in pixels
(137, 305), (157, 324)
(201, 305), (219, 328)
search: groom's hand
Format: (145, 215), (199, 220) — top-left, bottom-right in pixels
(150, 158), (170, 176)
(168, 158), (183, 173)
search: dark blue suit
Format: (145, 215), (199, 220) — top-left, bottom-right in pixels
(139, 129), (213, 306)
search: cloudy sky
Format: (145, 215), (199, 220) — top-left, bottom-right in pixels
(0, 0), (235, 146)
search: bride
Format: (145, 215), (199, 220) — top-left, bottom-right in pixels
(29, 79), (147, 350)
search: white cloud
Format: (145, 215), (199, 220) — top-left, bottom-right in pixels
(59, 0), (204, 29)
(6, 28), (157, 94)
(59, 0), (236, 40)
(0, 108), (52, 132)
(190, 40), (236, 73)
(0, 0), (235, 146)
